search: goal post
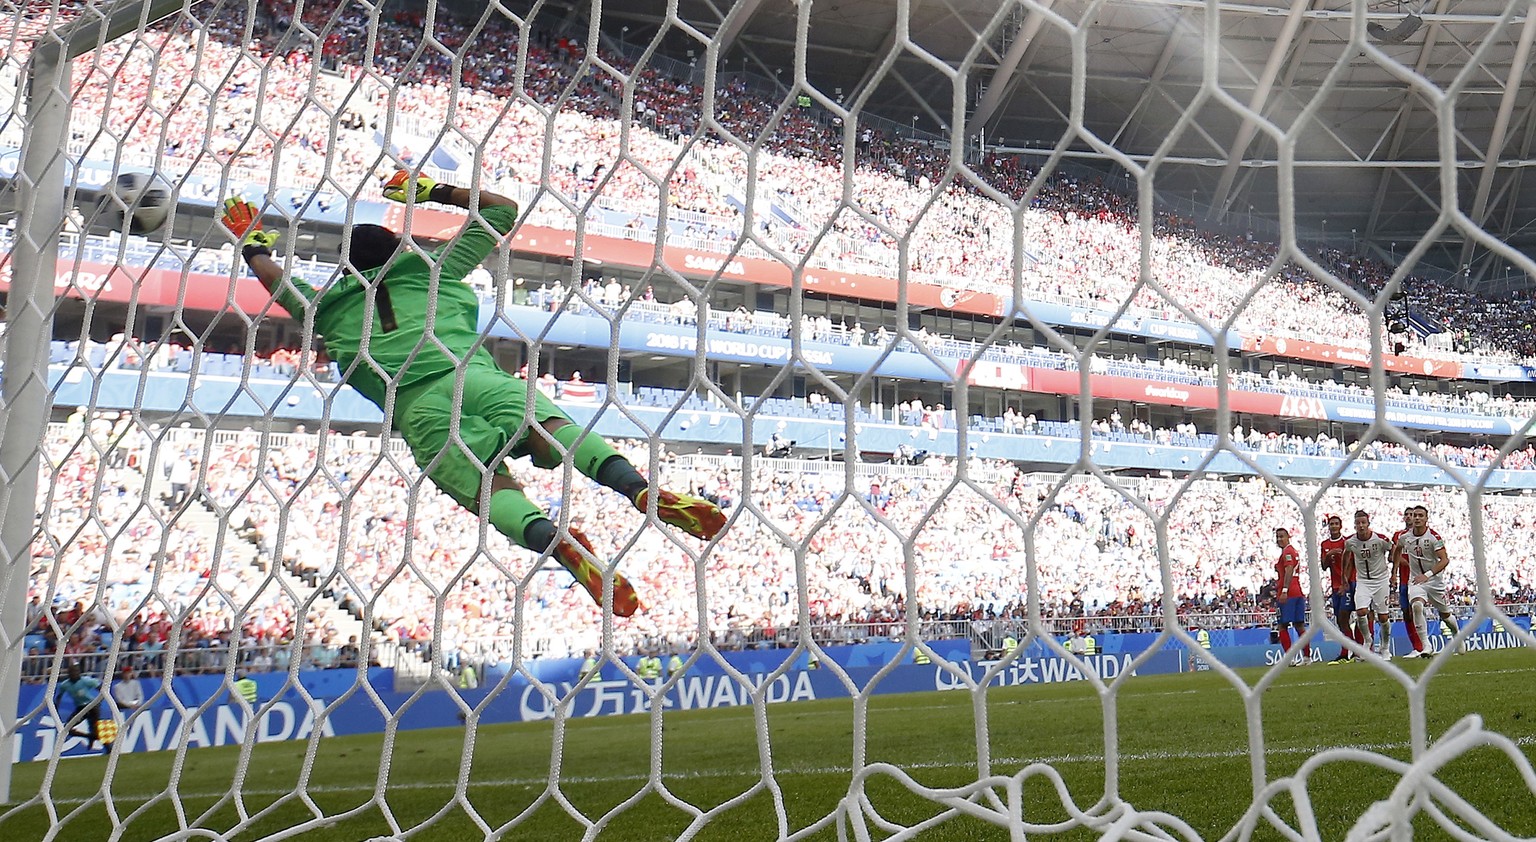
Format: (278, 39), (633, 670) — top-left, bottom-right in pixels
(0, 0), (191, 805)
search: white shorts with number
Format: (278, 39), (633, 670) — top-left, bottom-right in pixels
(1355, 577), (1392, 614)
(1407, 575), (1449, 613)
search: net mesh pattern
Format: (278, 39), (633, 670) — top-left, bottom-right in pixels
(1, 0), (1535, 839)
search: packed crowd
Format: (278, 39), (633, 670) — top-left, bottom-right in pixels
(20, 414), (366, 683)
(10, 2), (1536, 359)
(28, 422), (1536, 668)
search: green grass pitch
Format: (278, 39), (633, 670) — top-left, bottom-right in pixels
(4, 649), (1534, 840)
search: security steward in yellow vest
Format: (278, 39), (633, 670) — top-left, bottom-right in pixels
(233, 674), (258, 705)
(637, 654), (662, 683)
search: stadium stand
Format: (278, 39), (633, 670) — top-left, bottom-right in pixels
(19, 3), (1536, 360)
(26, 420), (1536, 671)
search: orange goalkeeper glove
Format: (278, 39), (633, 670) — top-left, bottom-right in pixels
(220, 198), (280, 259)
(382, 170), (446, 204)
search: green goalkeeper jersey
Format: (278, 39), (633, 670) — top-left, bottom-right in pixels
(274, 205), (518, 408)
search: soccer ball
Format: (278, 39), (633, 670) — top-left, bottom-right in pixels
(102, 172), (171, 234)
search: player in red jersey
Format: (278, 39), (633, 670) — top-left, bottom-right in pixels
(1389, 508), (1425, 656)
(1399, 505), (1460, 657)
(1319, 514), (1357, 663)
(1274, 527), (1310, 664)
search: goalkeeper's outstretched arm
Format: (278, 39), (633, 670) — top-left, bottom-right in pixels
(381, 171), (518, 216)
(430, 183), (518, 213)
(242, 247), (286, 298)
(219, 197), (314, 313)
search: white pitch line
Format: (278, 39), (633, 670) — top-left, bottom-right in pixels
(33, 734), (1536, 807)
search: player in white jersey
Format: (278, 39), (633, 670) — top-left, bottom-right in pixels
(1399, 504), (1459, 657)
(1342, 510), (1395, 659)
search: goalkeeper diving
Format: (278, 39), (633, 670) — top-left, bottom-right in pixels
(222, 172), (726, 617)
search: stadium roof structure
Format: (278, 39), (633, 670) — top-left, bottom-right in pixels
(592, 0), (1536, 292)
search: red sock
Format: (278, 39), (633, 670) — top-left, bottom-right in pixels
(1344, 622), (1360, 656)
(1405, 617), (1423, 652)
(1279, 627), (1293, 650)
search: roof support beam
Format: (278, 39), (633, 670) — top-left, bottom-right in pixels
(894, 71), (950, 131)
(970, 0), (1056, 131)
(1496, 96), (1536, 245)
(1224, 5), (1331, 218)
(1366, 0), (1452, 241)
(1109, 8), (1188, 149)
(1207, 0), (1311, 219)
(847, 0), (928, 105)
(710, 0), (766, 55)
(1461, 7), (1536, 269)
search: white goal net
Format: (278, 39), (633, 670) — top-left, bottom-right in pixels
(2, 0), (1536, 839)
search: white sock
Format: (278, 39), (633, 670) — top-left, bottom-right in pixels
(1441, 614), (1460, 649)
(1411, 601), (1428, 650)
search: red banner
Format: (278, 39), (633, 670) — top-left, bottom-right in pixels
(0, 258), (284, 316)
(1021, 368), (1304, 417)
(383, 206), (1012, 319)
(1241, 335), (1462, 379)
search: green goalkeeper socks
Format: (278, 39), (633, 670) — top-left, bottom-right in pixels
(489, 487), (555, 552)
(547, 424), (647, 499)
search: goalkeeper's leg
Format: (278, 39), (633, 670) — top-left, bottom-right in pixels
(480, 472), (639, 617)
(396, 372), (640, 615)
(526, 410), (725, 541)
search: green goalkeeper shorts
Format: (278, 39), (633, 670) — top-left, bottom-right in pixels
(394, 365), (570, 508)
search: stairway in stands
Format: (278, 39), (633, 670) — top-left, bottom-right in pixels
(142, 464), (378, 662)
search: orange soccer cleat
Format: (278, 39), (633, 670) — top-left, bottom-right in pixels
(552, 528), (640, 617)
(636, 489), (726, 541)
